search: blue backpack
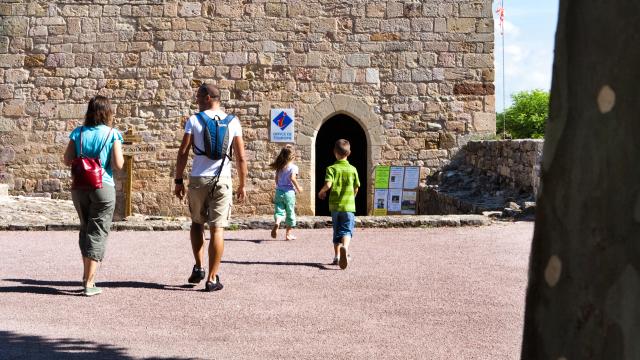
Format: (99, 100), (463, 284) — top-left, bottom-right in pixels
(192, 112), (235, 161)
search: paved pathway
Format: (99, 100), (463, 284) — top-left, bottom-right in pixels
(0, 222), (533, 359)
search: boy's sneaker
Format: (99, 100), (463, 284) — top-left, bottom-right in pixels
(205, 275), (224, 292)
(339, 246), (349, 270)
(188, 265), (206, 284)
(271, 223), (279, 239)
(331, 256), (339, 265)
(84, 285), (102, 297)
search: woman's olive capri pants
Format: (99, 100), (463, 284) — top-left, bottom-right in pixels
(71, 186), (116, 262)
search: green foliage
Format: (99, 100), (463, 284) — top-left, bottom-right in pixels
(497, 89), (550, 139)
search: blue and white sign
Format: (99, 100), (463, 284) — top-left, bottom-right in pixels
(270, 108), (295, 143)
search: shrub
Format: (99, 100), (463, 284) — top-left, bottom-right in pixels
(497, 89), (549, 139)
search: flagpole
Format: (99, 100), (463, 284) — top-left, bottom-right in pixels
(500, 1), (506, 139)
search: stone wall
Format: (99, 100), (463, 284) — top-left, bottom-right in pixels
(0, 1), (495, 217)
(418, 139), (544, 214)
(461, 139), (543, 194)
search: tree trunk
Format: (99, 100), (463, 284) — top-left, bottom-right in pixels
(521, 1), (640, 359)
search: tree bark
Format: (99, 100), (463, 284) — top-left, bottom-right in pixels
(521, 1), (640, 359)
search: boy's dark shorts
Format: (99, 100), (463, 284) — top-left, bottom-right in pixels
(331, 211), (355, 244)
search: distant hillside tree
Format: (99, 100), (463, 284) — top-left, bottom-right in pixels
(497, 89), (550, 139)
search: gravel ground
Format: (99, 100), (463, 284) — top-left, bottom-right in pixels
(0, 222), (533, 360)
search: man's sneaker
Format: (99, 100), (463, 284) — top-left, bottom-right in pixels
(331, 256), (339, 265)
(339, 246), (349, 270)
(188, 265), (206, 284)
(84, 285), (102, 297)
(205, 275), (224, 292)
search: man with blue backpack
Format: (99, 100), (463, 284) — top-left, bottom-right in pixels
(173, 83), (247, 292)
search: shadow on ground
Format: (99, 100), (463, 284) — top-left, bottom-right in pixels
(0, 279), (195, 296)
(222, 260), (336, 270)
(0, 330), (192, 360)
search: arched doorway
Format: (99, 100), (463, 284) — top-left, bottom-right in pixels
(315, 114), (367, 216)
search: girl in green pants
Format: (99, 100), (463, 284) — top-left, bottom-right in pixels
(269, 145), (302, 240)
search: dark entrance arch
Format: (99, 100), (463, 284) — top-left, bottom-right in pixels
(315, 114), (367, 216)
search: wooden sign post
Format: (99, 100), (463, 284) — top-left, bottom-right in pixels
(122, 129), (143, 218)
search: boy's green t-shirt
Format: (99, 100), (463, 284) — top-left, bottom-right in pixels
(325, 159), (360, 213)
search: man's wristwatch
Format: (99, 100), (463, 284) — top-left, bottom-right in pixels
(174, 178), (184, 185)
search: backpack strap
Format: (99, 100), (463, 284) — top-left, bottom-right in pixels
(100, 128), (114, 169)
(192, 112), (209, 156)
(222, 114), (235, 160)
(78, 126), (84, 158)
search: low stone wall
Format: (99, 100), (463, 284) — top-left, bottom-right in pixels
(462, 139), (543, 195)
(418, 139), (543, 215)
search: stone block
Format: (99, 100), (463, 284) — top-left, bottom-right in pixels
(0, 84), (13, 100)
(460, 3), (489, 18)
(289, 53), (307, 67)
(394, 69), (411, 81)
(382, 83), (397, 95)
(0, 117), (15, 132)
(57, 103), (87, 119)
(5, 69), (28, 83)
(346, 54), (370, 67)
(366, 3), (386, 18)
(312, 18), (336, 33)
(3, 99), (25, 117)
(448, 18), (476, 33)
(0, 184), (8, 198)
(365, 68), (379, 84)
(438, 52), (457, 67)
(472, 112), (496, 132)
(179, 2), (201, 17)
(453, 82), (495, 96)
(29, 26), (48, 37)
(0, 54), (24, 68)
(432, 68), (445, 82)
(434, 18), (447, 33)
(355, 18), (380, 33)
(386, 1), (404, 18)
(370, 32), (399, 41)
(463, 53), (493, 68)
(223, 52), (248, 65)
(62, 5), (89, 17)
(265, 3), (287, 17)
(477, 19), (493, 33)
(1, 17), (28, 36)
(45, 53), (74, 68)
(398, 83), (418, 96)
(341, 68), (356, 83)
(0, 36), (8, 53)
(411, 18), (434, 32)
(411, 69), (432, 82)
(380, 19), (411, 32)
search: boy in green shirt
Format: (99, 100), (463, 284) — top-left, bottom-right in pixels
(318, 139), (360, 269)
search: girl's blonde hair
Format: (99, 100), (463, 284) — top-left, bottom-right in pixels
(269, 145), (295, 172)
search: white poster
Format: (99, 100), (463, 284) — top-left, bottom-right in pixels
(403, 166), (420, 189)
(388, 166), (405, 189)
(401, 191), (417, 215)
(387, 188), (403, 212)
(374, 189), (388, 215)
(270, 108), (295, 143)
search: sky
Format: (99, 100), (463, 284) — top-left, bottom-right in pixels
(493, 0), (559, 111)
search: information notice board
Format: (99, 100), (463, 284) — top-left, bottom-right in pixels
(373, 165), (420, 215)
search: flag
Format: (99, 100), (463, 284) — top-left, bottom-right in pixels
(496, 4), (505, 34)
